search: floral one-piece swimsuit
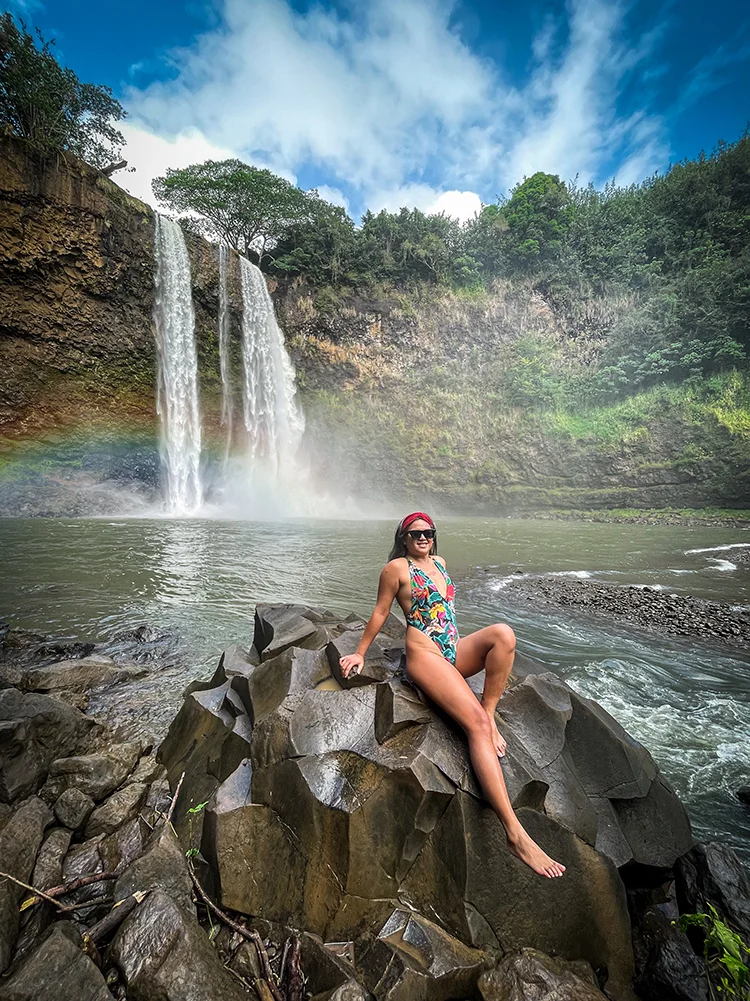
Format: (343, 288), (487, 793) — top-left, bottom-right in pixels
(406, 557), (459, 665)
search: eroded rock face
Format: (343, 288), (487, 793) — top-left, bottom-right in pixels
(158, 603), (695, 1000)
(477, 948), (607, 1001)
(0, 688), (93, 803)
(110, 889), (247, 1001)
(0, 922), (114, 1001)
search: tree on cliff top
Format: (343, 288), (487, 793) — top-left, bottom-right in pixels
(0, 14), (125, 169)
(152, 159), (313, 266)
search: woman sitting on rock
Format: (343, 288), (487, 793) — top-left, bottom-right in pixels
(340, 511), (566, 879)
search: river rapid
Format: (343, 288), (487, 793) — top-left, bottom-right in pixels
(1, 516), (748, 863)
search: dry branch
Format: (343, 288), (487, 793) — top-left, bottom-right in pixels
(20, 871), (118, 911)
(165, 770), (185, 827)
(83, 890), (149, 945)
(187, 862), (283, 1001)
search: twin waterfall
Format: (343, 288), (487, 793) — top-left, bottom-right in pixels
(153, 216), (305, 516)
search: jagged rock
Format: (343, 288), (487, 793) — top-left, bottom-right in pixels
(0, 688), (92, 803)
(254, 603), (335, 660)
(477, 948), (606, 1000)
(13, 826), (72, 962)
(54, 787), (95, 830)
(675, 842), (750, 941)
(84, 781), (148, 838)
(355, 909), (488, 1000)
(326, 631), (399, 689)
(20, 655), (146, 694)
(43, 740), (143, 803)
(374, 679), (431, 743)
(0, 796), (53, 974)
(298, 931), (358, 1000)
(161, 603), (698, 1001)
(736, 786), (750, 806)
(157, 679), (253, 829)
(203, 760), (306, 923)
(115, 825), (193, 912)
(0, 922), (113, 1001)
(124, 753), (165, 786)
(631, 900), (708, 1001)
(110, 888), (248, 1001)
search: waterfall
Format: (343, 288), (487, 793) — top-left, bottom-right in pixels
(238, 257), (305, 487)
(153, 215), (203, 514)
(217, 244), (233, 462)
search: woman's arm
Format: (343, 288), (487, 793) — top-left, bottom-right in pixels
(340, 562), (402, 678)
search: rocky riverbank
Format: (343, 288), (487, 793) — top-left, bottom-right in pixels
(495, 575), (750, 648)
(1, 603), (749, 1000)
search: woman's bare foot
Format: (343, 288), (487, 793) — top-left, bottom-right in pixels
(507, 827), (566, 878)
(488, 713), (506, 757)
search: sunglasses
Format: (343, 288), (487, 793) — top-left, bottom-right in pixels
(404, 529), (436, 540)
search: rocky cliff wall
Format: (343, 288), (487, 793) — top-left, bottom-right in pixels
(0, 139), (748, 516)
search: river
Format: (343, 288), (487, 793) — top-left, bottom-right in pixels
(1, 516), (748, 862)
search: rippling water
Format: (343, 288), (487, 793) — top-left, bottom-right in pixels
(1, 516), (748, 862)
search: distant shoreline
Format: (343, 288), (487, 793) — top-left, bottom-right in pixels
(511, 507), (750, 529)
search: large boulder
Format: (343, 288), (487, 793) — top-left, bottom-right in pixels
(0, 688), (92, 803)
(0, 796), (53, 973)
(20, 655), (145, 694)
(0, 922), (113, 1001)
(14, 826), (72, 961)
(110, 889), (248, 1001)
(84, 781), (148, 838)
(157, 602), (697, 1001)
(675, 842), (750, 941)
(42, 740), (143, 803)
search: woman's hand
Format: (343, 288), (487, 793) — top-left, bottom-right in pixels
(340, 653), (364, 678)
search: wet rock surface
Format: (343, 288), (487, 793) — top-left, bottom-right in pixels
(497, 575), (750, 647)
(477, 948), (607, 1000)
(0, 601), (744, 1001)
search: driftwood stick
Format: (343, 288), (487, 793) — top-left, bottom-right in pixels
(284, 936), (304, 1001)
(165, 770), (185, 827)
(63, 893), (112, 913)
(187, 863), (283, 1001)
(20, 871), (118, 911)
(84, 890), (149, 944)
(0, 871), (66, 910)
(255, 980), (276, 1001)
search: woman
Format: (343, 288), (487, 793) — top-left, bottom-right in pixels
(340, 511), (566, 879)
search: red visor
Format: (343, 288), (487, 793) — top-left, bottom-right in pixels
(400, 511), (435, 533)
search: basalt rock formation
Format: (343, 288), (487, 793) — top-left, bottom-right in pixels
(0, 605), (746, 1000)
(157, 602), (696, 1000)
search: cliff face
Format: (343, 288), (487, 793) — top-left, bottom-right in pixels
(0, 140), (748, 516)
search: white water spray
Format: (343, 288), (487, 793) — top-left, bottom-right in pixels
(218, 244), (233, 465)
(233, 256), (305, 510)
(153, 215), (203, 514)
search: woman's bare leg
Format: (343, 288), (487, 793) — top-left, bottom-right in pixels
(455, 624), (516, 757)
(406, 645), (565, 878)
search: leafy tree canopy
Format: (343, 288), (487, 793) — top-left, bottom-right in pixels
(152, 159), (314, 265)
(0, 13), (125, 168)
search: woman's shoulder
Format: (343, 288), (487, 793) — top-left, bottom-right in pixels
(384, 557), (409, 572)
(432, 555), (447, 568)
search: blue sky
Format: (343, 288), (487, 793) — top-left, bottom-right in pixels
(10, 0), (750, 220)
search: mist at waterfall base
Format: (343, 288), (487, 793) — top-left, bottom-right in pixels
(151, 217), (363, 521)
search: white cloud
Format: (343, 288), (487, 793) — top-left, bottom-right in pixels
(428, 191), (483, 223)
(314, 185), (350, 213)
(122, 0), (672, 213)
(115, 122), (238, 208)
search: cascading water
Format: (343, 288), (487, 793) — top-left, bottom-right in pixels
(153, 215), (203, 514)
(217, 244), (233, 464)
(234, 256), (306, 510)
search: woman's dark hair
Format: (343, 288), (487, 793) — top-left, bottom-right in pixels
(388, 519), (438, 561)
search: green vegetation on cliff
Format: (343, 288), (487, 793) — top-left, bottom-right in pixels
(0, 14), (125, 168)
